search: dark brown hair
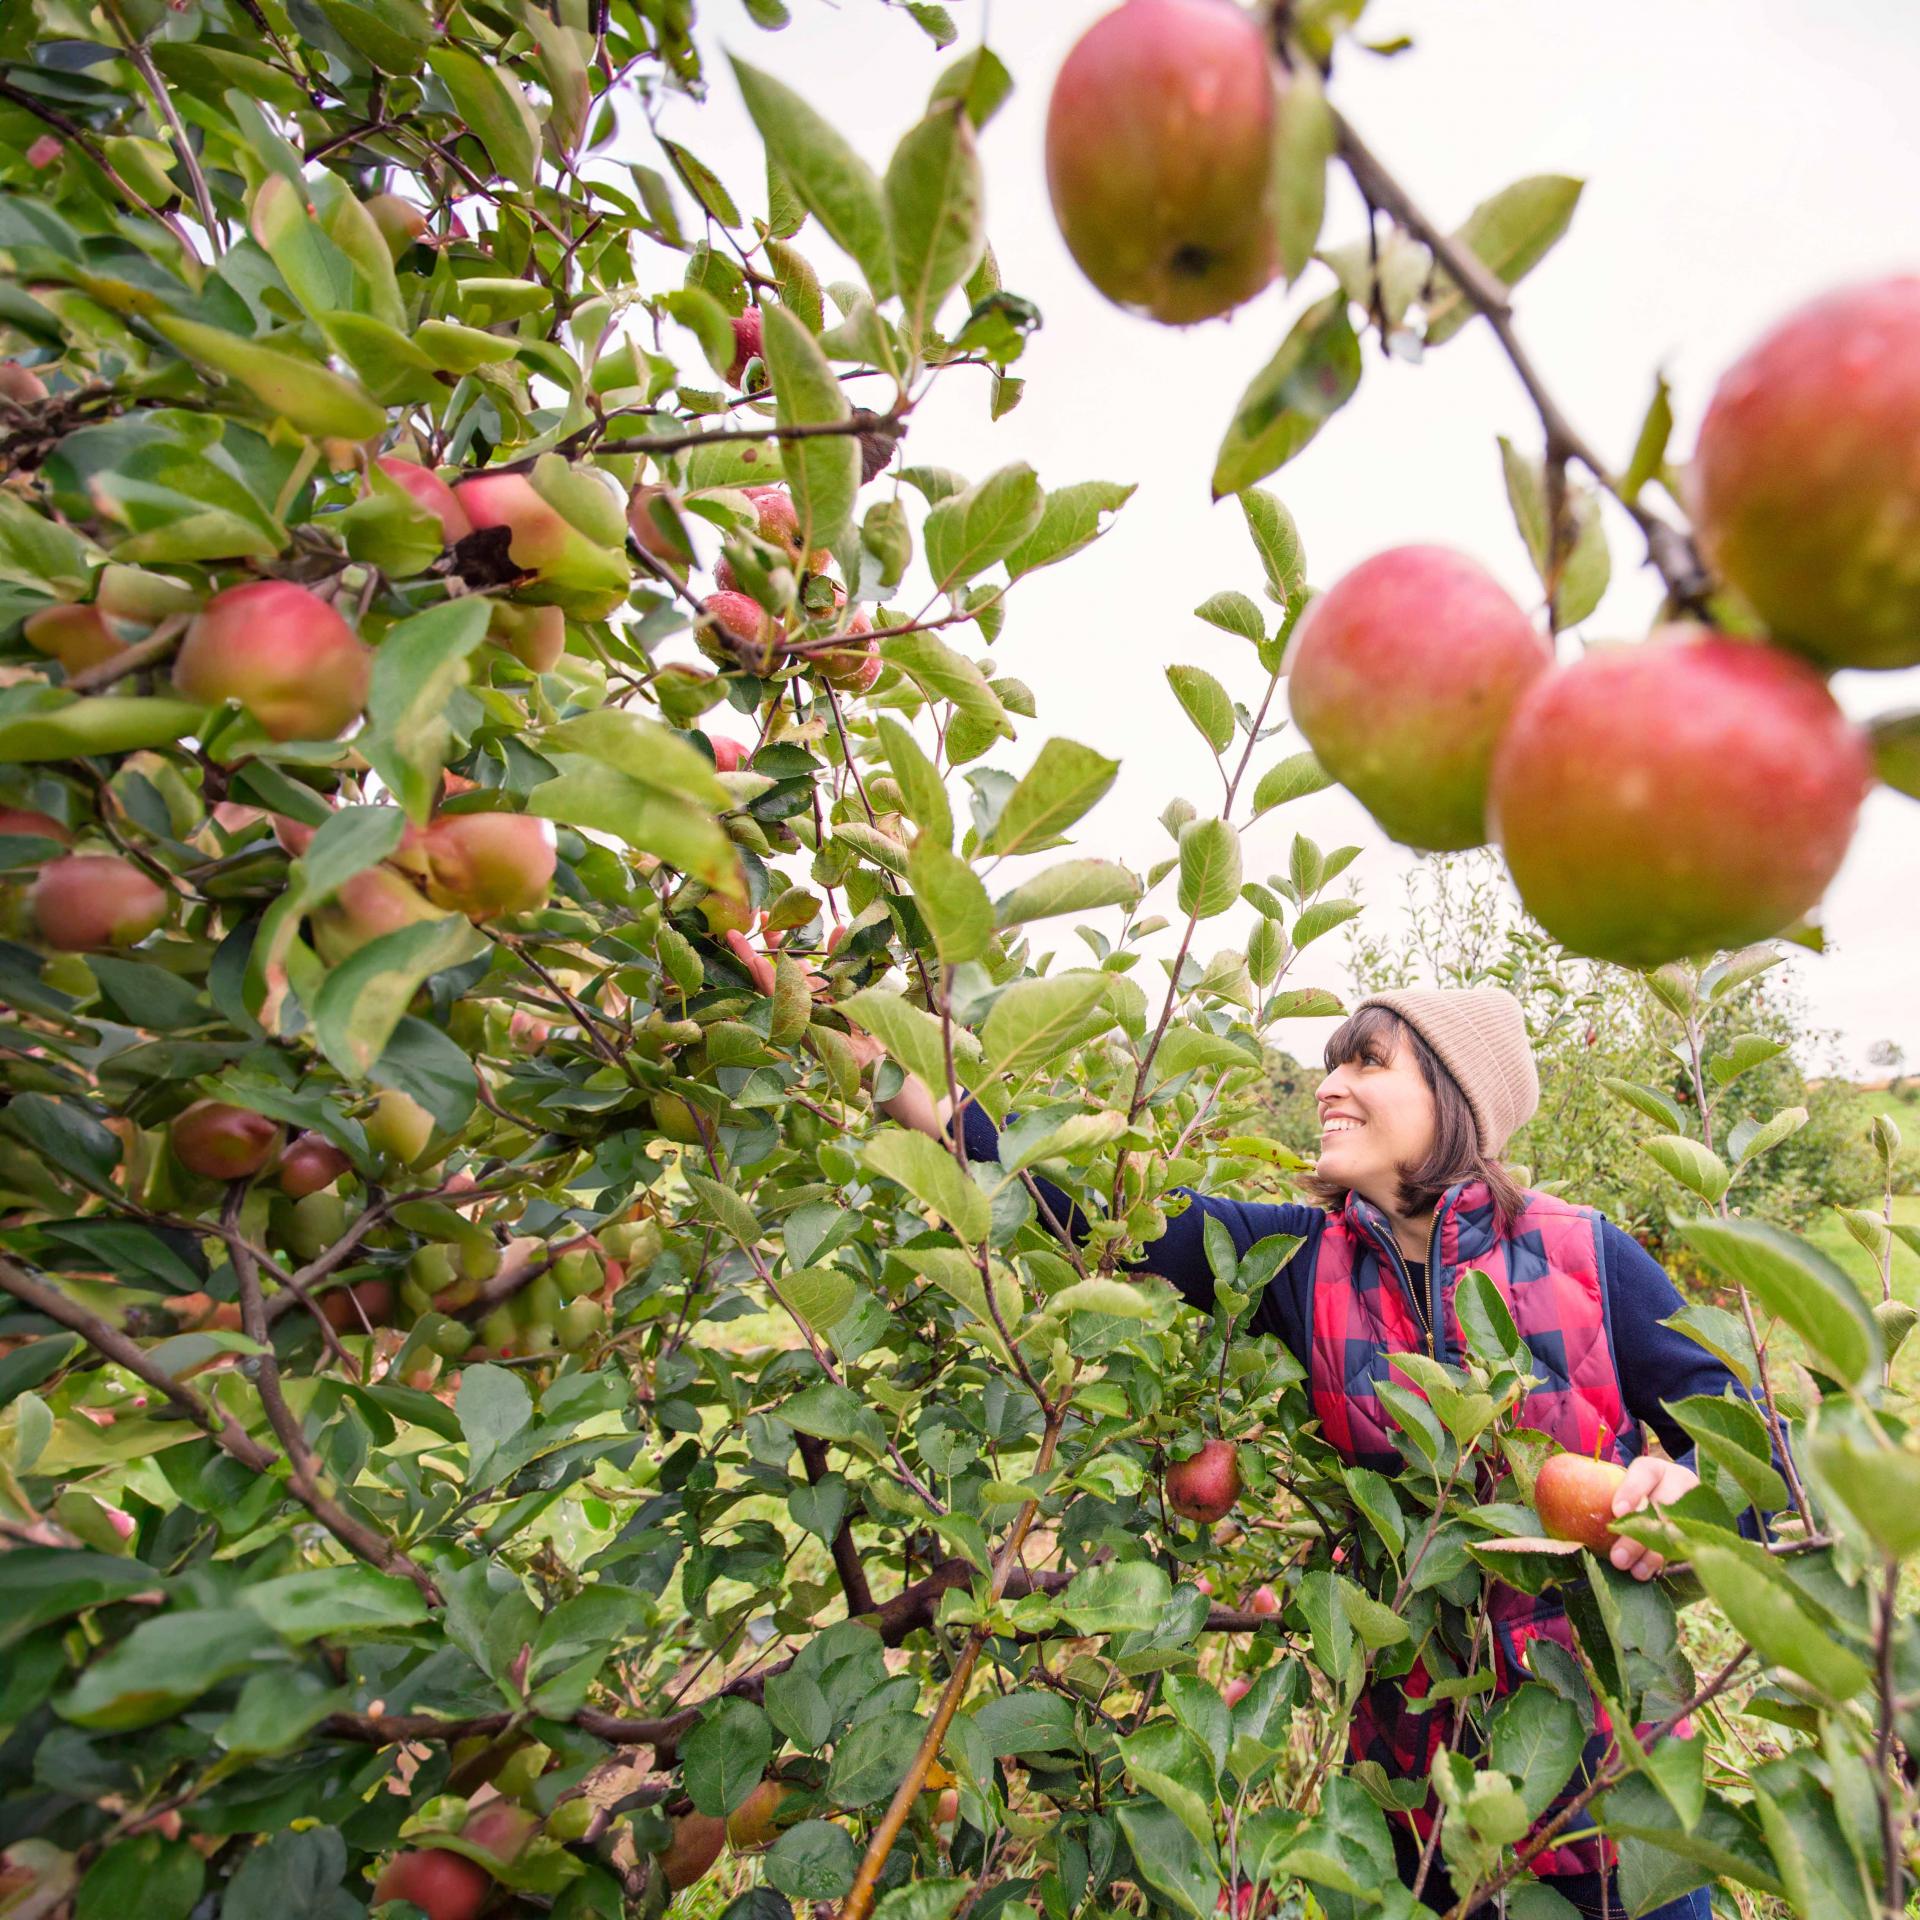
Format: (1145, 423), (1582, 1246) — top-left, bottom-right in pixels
(1301, 1004), (1528, 1228)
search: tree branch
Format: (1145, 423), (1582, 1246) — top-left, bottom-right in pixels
(1330, 108), (1713, 614)
(796, 1433), (876, 1618)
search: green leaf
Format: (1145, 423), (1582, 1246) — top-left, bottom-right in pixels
(150, 316), (386, 441)
(1677, 1217), (1880, 1387)
(217, 1825), (362, 1920)
(1114, 1801), (1219, 1920)
(1194, 590), (1265, 643)
(880, 631), (1011, 742)
(982, 972), (1112, 1079)
(59, 1608), (279, 1730)
(1621, 372), (1676, 505)
(427, 44), (540, 187)
(1059, 1560), (1171, 1635)
(908, 834), (994, 965)
(0, 694), (208, 763)
(1177, 818), (1241, 920)
(1686, 1541), (1869, 1701)
(863, 1128), (991, 1242)
(1667, 1394), (1787, 1513)
(1808, 1423), (1920, 1559)
(761, 304), (860, 555)
(77, 1833), (203, 1920)
(1707, 1031), (1786, 1087)
(875, 716), (953, 847)
(237, 1567), (429, 1643)
(1639, 1134), (1731, 1206)
(301, 805), (405, 904)
(314, 0), (431, 72)
(1489, 1684), (1587, 1819)
(1239, 489), (1306, 605)
(684, 1698), (775, 1817)
(1600, 1077), (1687, 1134)
(457, 1363), (534, 1487)
(828, 1709), (925, 1807)
(1271, 64), (1335, 280)
(1869, 708), (1920, 801)
(1426, 175), (1584, 345)
(886, 99), (983, 342)
(358, 598), (493, 823)
(1165, 665), (1235, 755)
(1004, 479), (1136, 579)
(540, 711), (730, 808)
(782, 1382), (890, 1458)
(530, 758), (741, 895)
(994, 858), (1138, 927)
(842, 988), (979, 1093)
(768, 1822), (861, 1900)
(1211, 294), (1361, 498)
(1251, 750), (1333, 813)
(311, 913), (487, 1081)
(732, 57), (894, 298)
(983, 737), (1120, 855)
(924, 463), (1046, 589)
(686, 1171), (764, 1249)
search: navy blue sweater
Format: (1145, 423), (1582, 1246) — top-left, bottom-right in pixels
(959, 1104), (1751, 1467)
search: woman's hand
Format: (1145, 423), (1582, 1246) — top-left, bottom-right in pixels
(1608, 1455), (1700, 1580)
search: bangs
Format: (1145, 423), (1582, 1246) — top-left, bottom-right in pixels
(1323, 1004), (1405, 1072)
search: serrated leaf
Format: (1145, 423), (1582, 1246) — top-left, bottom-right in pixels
(863, 1128), (991, 1241)
(994, 858), (1138, 927)
(1425, 175), (1583, 345)
(1165, 665), (1236, 754)
(761, 304), (859, 554)
(1212, 294), (1361, 498)
(983, 972), (1112, 1079)
(983, 738), (1119, 855)
(1177, 818), (1241, 920)
(885, 99), (983, 342)
(1640, 1134), (1731, 1206)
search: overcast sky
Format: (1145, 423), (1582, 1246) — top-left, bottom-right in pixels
(652, 0), (1920, 1077)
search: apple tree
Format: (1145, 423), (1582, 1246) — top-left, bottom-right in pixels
(1, 1), (1918, 1918)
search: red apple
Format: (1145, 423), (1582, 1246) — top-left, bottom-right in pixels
(1489, 629), (1870, 967)
(0, 809), (69, 843)
(0, 361), (47, 404)
(280, 1131), (350, 1198)
(172, 580), (372, 742)
(1045, 0), (1278, 325)
(743, 486), (829, 572)
(1221, 1675), (1250, 1706)
(310, 865), (445, 965)
(627, 483), (695, 571)
(725, 1778), (798, 1852)
(660, 1812), (727, 1890)
(453, 466), (630, 616)
(171, 1100), (280, 1181)
(709, 735), (748, 772)
(370, 1848), (491, 1920)
(377, 455), (474, 544)
(1247, 1584), (1280, 1616)
(1692, 277), (1920, 670)
(28, 855), (169, 950)
(702, 590), (781, 662)
(727, 309), (764, 387)
(1534, 1452), (1630, 1554)
(1285, 547), (1552, 850)
(1165, 1438), (1242, 1523)
(421, 812), (557, 919)
(319, 1278), (394, 1331)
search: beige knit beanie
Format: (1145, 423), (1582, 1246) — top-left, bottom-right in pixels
(1352, 986), (1539, 1157)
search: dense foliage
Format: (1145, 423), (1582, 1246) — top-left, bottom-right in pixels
(1, 5), (1917, 1920)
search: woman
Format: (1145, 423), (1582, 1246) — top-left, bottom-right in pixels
(877, 984), (1748, 1919)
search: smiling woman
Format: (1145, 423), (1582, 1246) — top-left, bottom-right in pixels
(883, 982), (1764, 1919)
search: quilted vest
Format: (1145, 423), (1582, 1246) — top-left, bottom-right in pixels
(1305, 1178), (1639, 1877)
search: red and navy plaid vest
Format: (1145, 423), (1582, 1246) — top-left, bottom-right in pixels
(1306, 1178), (1639, 1877)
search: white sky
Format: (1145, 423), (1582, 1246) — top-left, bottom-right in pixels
(654, 0), (1920, 1077)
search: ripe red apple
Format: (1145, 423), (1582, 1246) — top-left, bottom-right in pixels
(280, 1131), (350, 1198)
(0, 361), (48, 404)
(661, 1812), (727, 1889)
(702, 590), (781, 662)
(377, 455), (474, 544)
(172, 580), (372, 741)
(24, 602), (126, 674)
(1221, 1675), (1250, 1706)
(742, 486), (829, 572)
(709, 735), (748, 773)
(453, 467), (630, 616)
(1247, 1584), (1280, 1616)
(370, 1847), (491, 1920)
(1692, 277), (1920, 671)
(171, 1101), (280, 1181)
(320, 1278), (394, 1331)
(1534, 1451), (1629, 1553)
(1489, 630), (1870, 967)
(459, 1800), (538, 1865)
(28, 855), (169, 950)
(0, 809), (69, 843)
(1045, 0), (1278, 325)
(364, 193), (429, 258)
(1192, 1572), (1213, 1596)
(1165, 1438), (1242, 1523)
(727, 309), (764, 387)
(814, 608), (881, 692)
(421, 812), (557, 919)
(1286, 547), (1552, 850)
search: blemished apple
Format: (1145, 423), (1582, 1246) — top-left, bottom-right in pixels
(1489, 629), (1870, 968)
(28, 855), (169, 950)
(171, 580), (372, 742)
(1534, 1451), (1630, 1554)
(1165, 1438), (1242, 1522)
(1045, 0), (1278, 325)
(727, 308), (764, 387)
(1285, 546), (1552, 851)
(1692, 276), (1920, 671)
(171, 1100), (280, 1181)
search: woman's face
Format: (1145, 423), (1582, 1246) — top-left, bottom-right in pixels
(1314, 1027), (1440, 1211)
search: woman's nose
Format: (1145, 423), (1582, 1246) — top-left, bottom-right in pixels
(1316, 1065), (1347, 1105)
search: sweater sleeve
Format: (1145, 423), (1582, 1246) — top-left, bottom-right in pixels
(1601, 1220), (1787, 1536)
(955, 1101), (1323, 1368)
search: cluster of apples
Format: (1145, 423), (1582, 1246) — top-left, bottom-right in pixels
(1287, 276), (1920, 968)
